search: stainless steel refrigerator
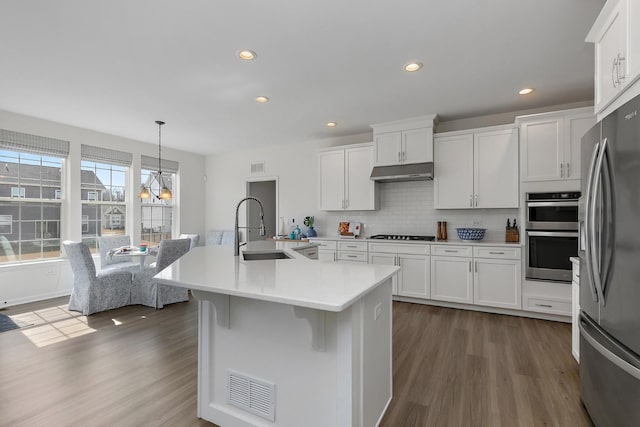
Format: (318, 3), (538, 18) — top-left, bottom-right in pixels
(579, 94), (640, 427)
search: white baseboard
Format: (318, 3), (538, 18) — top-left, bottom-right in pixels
(1, 290), (71, 309)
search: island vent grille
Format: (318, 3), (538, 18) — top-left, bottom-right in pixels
(227, 369), (276, 421)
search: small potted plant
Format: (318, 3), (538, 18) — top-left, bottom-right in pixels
(304, 216), (317, 237)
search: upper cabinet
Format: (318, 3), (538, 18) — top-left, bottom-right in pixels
(586, 0), (640, 118)
(318, 143), (377, 211)
(371, 115), (437, 166)
(516, 107), (595, 183)
(434, 125), (519, 209)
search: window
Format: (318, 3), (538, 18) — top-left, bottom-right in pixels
(11, 187), (25, 198)
(81, 160), (127, 252)
(140, 169), (174, 245)
(0, 149), (64, 263)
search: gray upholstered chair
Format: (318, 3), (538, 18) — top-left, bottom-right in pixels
(131, 238), (191, 308)
(179, 233), (200, 249)
(206, 230), (235, 246)
(64, 241), (133, 315)
(97, 235), (139, 271)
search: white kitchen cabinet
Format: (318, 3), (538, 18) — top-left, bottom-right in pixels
(371, 115), (436, 166)
(337, 241), (368, 263)
(308, 239), (337, 262)
(586, 0), (640, 115)
(473, 258), (522, 310)
(318, 143), (376, 211)
(433, 133), (474, 208)
(434, 126), (518, 209)
(430, 256), (473, 304)
(517, 108), (595, 182)
(369, 253), (398, 294)
(368, 242), (430, 299)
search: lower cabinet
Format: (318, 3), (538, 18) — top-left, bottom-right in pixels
(397, 254), (430, 299)
(318, 250), (337, 262)
(430, 256), (473, 304)
(473, 258), (522, 309)
(368, 243), (430, 298)
(431, 245), (522, 309)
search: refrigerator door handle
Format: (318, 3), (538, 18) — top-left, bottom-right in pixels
(580, 315), (640, 381)
(584, 141), (601, 302)
(600, 138), (616, 303)
(591, 137), (609, 302)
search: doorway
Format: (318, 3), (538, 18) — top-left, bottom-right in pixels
(246, 178), (277, 242)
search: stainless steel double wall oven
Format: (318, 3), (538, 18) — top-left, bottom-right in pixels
(525, 192), (580, 282)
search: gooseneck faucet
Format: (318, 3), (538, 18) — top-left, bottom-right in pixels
(234, 197), (266, 256)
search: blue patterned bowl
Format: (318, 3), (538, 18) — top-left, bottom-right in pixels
(456, 228), (486, 241)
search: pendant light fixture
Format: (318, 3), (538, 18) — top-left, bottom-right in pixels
(139, 120), (173, 200)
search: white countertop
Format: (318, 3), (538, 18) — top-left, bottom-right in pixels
(153, 240), (399, 312)
(309, 236), (523, 247)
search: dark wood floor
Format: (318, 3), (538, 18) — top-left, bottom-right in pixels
(0, 297), (592, 427)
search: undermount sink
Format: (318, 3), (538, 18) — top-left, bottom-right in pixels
(242, 250), (292, 261)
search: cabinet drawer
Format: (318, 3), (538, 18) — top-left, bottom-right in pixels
(431, 245), (472, 257)
(524, 296), (571, 316)
(337, 251), (367, 262)
(309, 240), (337, 250)
(367, 242), (429, 255)
(473, 246), (521, 259)
(338, 241), (367, 252)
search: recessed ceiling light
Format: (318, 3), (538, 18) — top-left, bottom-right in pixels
(255, 96), (269, 103)
(238, 50), (257, 60)
(326, 122), (337, 127)
(519, 88), (534, 95)
(404, 62), (423, 72)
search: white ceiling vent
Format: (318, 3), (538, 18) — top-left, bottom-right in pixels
(250, 161), (265, 175)
(227, 369), (276, 422)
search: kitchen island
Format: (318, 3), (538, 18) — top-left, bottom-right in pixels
(154, 240), (399, 427)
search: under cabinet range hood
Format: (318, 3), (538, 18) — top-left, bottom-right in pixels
(370, 162), (434, 182)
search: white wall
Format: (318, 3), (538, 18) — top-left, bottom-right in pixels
(0, 109), (206, 307)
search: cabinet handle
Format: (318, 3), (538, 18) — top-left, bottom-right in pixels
(402, 151), (406, 162)
(475, 194), (478, 207)
(469, 195), (473, 207)
(489, 251), (505, 255)
(535, 303), (553, 308)
(612, 56), (619, 88)
(346, 245), (357, 248)
(345, 199), (349, 209)
(560, 163), (564, 178)
(395, 255), (399, 266)
(468, 261), (472, 272)
(346, 254), (358, 258)
(334, 252), (337, 261)
(398, 151), (401, 162)
(566, 163), (570, 177)
(444, 250), (458, 253)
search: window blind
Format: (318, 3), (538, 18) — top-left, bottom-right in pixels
(141, 155), (179, 174)
(81, 144), (133, 166)
(0, 128), (70, 157)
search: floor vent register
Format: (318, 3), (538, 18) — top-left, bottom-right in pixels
(227, 369), (276, 421)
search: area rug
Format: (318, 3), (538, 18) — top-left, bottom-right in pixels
(0, 313), (33, 333)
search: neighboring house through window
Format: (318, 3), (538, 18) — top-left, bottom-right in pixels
(0, 146), (65, 263)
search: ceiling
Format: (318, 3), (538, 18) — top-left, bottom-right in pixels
(0, 0), (605, 155)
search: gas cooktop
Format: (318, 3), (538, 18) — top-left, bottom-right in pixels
(369, 234), (435, 241)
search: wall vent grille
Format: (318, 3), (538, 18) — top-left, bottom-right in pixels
(227, 370), (276, 421)
(250, 161), (265, 174)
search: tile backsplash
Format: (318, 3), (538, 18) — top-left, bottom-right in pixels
(317, 181), (519, 242)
